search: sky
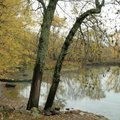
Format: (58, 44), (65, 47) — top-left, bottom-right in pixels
(32, 0), (120, 35)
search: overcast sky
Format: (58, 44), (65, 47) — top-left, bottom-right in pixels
(32, 0), (120, 34)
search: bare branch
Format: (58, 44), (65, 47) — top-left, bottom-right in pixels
(37, 0), (46, 13)
(95, 0), (105, 7)
(95, 0), (100, 7)
(100, 0), (105, 6)
(115, 0), (120, 5)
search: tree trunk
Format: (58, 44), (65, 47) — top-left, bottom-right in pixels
(44, 0), (104, 111)
(27, 63), (42, 109)
(27, 0), (58, 110)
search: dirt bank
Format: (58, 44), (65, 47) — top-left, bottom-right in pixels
(0, 105), (109, 120)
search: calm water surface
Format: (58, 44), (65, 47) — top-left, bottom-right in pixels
(0, 66), (120, 120)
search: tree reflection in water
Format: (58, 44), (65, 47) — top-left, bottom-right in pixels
(2, 66), (120, 110)
(106, 66), (120, 92)
(58, 67), (106, 101)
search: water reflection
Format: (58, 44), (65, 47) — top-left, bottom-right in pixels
(106, 66), (120, 92)
(0, 66), (120, 120)
(19, 66), (120, 109)
(0, 82), (29, 107)
(59, 67), (105, 100)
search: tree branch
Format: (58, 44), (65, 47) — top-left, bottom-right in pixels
(95, 0), (105, 7)
(76, 0), (104, 24)
(37, 0), (46, 13)
(95, 0), (100, 7)
(100, 0), (105, 7)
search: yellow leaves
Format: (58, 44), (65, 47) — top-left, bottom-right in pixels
(52, 16), (66, 27)
(0, 0), (37, 77)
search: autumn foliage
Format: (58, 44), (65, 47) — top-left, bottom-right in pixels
(0, 0), (36, 78)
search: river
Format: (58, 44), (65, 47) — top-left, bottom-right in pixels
(0, 66), (120, 120)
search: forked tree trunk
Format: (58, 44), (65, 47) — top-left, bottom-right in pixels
(27, 0), (58, 110)
(44, 0), (104, 111)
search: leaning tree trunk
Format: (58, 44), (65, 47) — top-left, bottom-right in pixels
(27, 0), (58, 110)
(44, 0), (105, 111)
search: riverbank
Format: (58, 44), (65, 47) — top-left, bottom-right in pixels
(86, 62), (120, 66)
(0, 97), (109, 120)
(1, 60), (120, 82)
(1, 61), (120, 83)
(0, 105), (109, 120)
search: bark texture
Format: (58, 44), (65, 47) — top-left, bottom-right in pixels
(44, 0), (105, 111)
(27, 0), (58, 110)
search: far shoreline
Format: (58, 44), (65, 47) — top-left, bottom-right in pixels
(0, 62), (120, 83)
